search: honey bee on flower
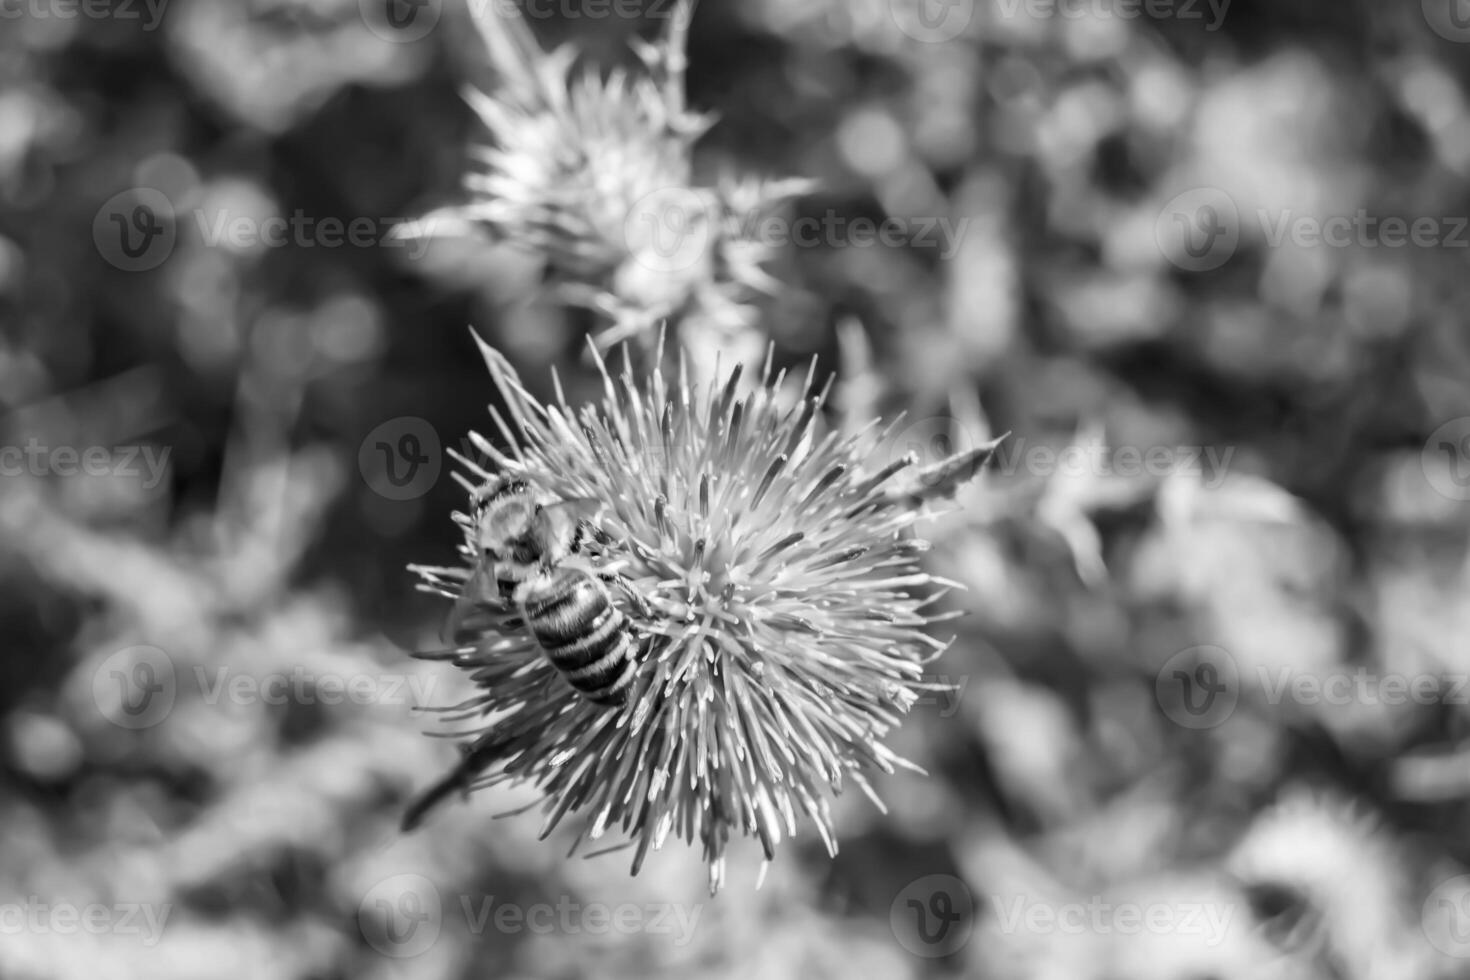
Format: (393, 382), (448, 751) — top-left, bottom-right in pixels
(405, 330), (1000, 893)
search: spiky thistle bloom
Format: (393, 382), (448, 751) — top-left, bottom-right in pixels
(408, 332), (997, 892)
(422, 1), (802, 349)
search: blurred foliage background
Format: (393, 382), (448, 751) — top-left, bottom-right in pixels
(6, 0), (1470, 977)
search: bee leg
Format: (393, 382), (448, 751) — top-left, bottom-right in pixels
(557, 556), (651, 617)
(603, 570), (652, 618)
(582, 520), (616, 548)
(400, 767), (465, 833)
(400, 733), (510, 832)
(582, 560), (651, 616)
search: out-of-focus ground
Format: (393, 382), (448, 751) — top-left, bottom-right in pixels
(6, 0), (1470, 977)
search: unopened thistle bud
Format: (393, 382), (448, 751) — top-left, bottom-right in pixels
(416, 1), (803, 350)
(406, 330), (999, 892)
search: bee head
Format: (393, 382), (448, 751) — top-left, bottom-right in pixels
(472, 477), (541, 566)
(473, 477), (602, 570)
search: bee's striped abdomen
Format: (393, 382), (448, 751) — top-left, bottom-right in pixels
(520, 568), (638, 706)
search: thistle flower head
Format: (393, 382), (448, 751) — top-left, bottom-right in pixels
(442, 2), (803, 349)
(461, 5), (705, 269)
(410, 331), (996, 891)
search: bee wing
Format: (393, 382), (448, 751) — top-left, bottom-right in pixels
(535, 496), (606, 542)
(444, 560), (504, 644)
(542, 496), (606, 519)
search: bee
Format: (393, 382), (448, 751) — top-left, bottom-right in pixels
(449, 475), (641, 708)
